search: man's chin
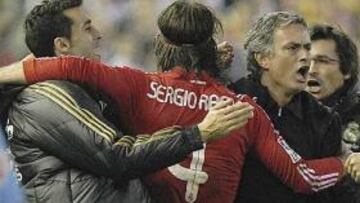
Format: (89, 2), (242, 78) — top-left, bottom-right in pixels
(307, 91), (322, 99)
(292, 82), (306, 93)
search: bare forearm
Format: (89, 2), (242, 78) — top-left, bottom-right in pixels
(0, 61), (26, 84)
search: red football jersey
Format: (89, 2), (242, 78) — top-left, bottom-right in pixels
(23, 56), (343, 203)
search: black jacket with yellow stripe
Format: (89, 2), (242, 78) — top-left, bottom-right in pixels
(6, 80), (203, 203)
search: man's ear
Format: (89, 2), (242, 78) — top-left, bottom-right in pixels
(255, 53), (271, 70)
(54, 37), (71, 55)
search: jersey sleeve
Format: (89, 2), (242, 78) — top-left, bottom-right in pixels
(241, 96), (344, 194)
(23, 56), (146, 122)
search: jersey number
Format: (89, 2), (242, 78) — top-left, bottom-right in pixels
(168, 144), (208, 203)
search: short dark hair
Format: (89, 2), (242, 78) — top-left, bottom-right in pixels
(154, 0), (223, 77)
(24, 0), (82, 57)
(310, 24), (359, 90)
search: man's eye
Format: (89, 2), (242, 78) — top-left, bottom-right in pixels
(313, 58), (330, 64)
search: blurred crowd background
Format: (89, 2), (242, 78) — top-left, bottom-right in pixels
(1, 0), (359, 81)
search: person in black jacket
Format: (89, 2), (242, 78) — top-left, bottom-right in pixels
(307, 24), (360, 202)
(231, 11), (353, 203)
(1, 0), (253, 202)
(307, 24), (360, 151)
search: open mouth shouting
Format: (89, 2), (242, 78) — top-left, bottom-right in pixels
(307, 79), (321, 94)
(295, 66), (309, 83)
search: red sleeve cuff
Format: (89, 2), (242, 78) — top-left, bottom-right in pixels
(23, 59), (37, 84)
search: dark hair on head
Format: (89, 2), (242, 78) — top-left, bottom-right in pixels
(24, 0), (82, 57)
(154, 0), (223, 77)
(310, 24), (359, 90)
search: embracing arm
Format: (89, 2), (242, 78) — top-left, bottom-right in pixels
(0, 42), (233, 83)
(0, 56), (110, 86)
(1, 57), (148, 105)
(242, 97), (345, 194)
(0, 61), (26, 84)
(9, 84), (252, 181)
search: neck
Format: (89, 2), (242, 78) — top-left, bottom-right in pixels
(321, 84), (350, 108)
(260, 74), (294, 107)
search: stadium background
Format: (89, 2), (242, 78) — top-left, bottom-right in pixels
(0, 0), (359, 81)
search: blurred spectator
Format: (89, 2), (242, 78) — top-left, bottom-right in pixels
(0, 0), (26, 66)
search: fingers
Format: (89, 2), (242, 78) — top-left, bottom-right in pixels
(345, 153), (358, 172)
(356, 175), (360, 183)
(222, 103), (254, 121)
(220, 103), (254, 134)
(344, 153), (354, 170)
(226, 120), (248, 133)
(217, 41), (235, 70)
(218, 102), (251, 115)
(351, 167), (360, 183)
(220, 53), (234, 67)
(200, 100), (254, 142)
(224, 117), (247, 130)
(222, 114), (252, 135)
(212, 101), (254, 130)
(344, 153), (360, 183)
(224, 110), (252, 128)
(211, 99), (233, 111)
(217, 41), (234, 53)
(351, 169), (357, 180)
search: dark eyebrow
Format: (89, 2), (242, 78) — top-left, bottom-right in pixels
(283, 42), (300, 48)
(283, 42), (311, 51)
(314, 54), (329, 58)
(82, 19), (92, 27)
(285, 42), (298, 46)
(312, 54), (339, 61)
(313, 54), (336, 59)
(304, 43), (311, 50)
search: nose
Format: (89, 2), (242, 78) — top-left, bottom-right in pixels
(299, 47), (310, 64)
(92, 27), (102, 41)
(309, 59), (318, 76)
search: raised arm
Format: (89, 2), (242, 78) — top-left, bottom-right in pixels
(0, 57), (134, 106)
(0, 42), (235, 83)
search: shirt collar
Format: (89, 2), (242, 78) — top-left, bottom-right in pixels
(163, 66), (221, 85)
(234, 77), (304, 120)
